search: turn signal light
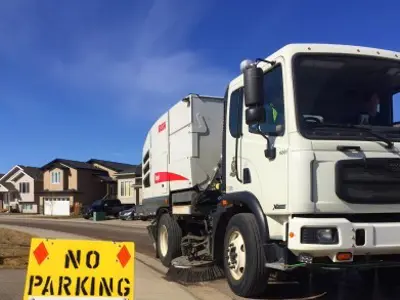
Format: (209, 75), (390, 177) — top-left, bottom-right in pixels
(221, 200), (229, 207)
(336, 252), (352, 261)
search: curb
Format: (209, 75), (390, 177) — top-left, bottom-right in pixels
(135, 252), (168, 274)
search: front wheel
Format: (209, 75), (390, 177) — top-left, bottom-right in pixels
(223, 213), (269, 298)
(157, 213), (182, 267)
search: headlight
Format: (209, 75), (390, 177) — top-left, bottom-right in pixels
(317, 229), (334, 243)
(301, 227), (338, 244)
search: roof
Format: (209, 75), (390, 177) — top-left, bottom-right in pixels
(0, 182), (16, 191)
(41, 159), (104, 172)
(116, 165), (142, 176)
(87, 159), (140, 173)
(18, 166), (43, 180)
(0, 165), (43, 182)
(95, 175), (115, 183)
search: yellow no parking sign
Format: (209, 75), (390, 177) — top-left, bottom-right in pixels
(23, 238), (135, 300)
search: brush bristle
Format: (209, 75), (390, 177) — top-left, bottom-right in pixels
(165, 264), (225, 285)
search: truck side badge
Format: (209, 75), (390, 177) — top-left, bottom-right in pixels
(273, 204), (286, 210)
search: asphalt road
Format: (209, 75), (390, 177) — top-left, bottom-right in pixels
(0, 217), (155, 256)
(0, 217), (398, 300)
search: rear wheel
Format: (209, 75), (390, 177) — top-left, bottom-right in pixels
(223, 213), (269, 298)
(157, 213), (182, 267)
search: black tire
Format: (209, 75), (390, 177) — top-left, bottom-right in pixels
(223, 213), (269, 298)
(156, 213), (182, 267)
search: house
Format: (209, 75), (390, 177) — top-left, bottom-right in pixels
(86, 159), (141, 199)
(39, 158), (115, 216)
(115, 165), (142, 205)
(0, 165), (44, 213)
(0, 173), (3, 209)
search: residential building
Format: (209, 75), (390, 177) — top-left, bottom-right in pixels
(39, 158), (114, 216)
(86, 159), (141, 199)
(0, 173), (3, 210)
(0, 165), (44, 213)
(115, 165), (142, 205)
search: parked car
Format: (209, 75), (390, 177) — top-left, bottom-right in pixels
(118, 204), (152, 221)
(133, 205), (152, 221)
(121, 204), (135, 211)
(119, 206), (136, 220)
(83, 199), (124, 219)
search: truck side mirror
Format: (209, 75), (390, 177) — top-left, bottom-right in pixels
(243, 63), (265, 125)
(245, 107), (266, 125)
(243, 64), (264, 107)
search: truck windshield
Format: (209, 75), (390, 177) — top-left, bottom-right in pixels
(293, 54), (400, 142)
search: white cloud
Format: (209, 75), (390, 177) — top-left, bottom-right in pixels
(0, 0), (233, 121)
(47, 0), (233, 120)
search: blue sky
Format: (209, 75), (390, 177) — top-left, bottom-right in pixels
(0, 0), (399, 173)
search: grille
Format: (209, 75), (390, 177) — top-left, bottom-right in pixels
(336, 158), (400, 204)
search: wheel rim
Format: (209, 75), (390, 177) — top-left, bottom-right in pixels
(159, 225), (168, 257)
(227, 230), (246, 280)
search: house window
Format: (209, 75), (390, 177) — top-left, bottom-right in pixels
(23, 203), (33, 210)
(120, 181), (132, 197)
(51, 171), (61, 184)
(19, 182), (30, 193)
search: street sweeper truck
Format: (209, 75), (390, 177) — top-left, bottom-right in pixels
(141, 43), (400, 298)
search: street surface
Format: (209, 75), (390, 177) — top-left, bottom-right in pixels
(0, 216), (155, 256)
(0, 215), (398, 300)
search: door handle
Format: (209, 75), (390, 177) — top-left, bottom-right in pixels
(337, 145), (361, 152)
(243, 168), (251, 184)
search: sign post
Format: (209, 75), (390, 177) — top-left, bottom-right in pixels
(23, 238), (135, 300)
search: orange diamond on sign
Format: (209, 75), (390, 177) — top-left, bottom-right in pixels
(117, 245), (131, 268)
(33, 242), (48, 265)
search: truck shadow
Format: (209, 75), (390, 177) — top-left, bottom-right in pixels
(203, 269), (400, 300)
(257, 269), (400, 300)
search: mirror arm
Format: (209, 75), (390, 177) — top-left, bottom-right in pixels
(255, 58), (276, 66)
(256, 125), (276, 160)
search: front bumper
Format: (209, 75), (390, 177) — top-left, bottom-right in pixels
(288, 217), (400, 262)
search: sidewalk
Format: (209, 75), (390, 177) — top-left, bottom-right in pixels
(0, 224), (200, 300)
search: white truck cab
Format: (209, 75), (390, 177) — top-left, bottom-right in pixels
(236, 44), (400, 263)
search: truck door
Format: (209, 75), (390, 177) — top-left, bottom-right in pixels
(225, 84), (245, 192)
(225, 59), (289, 219)
(151, 113), (170, 198)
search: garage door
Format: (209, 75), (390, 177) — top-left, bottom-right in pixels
(44, 198), (70, 216)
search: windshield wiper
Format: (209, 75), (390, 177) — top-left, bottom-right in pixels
(306, 123), (394, 149)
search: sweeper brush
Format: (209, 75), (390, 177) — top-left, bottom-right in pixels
(165, 257), (225, 285)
